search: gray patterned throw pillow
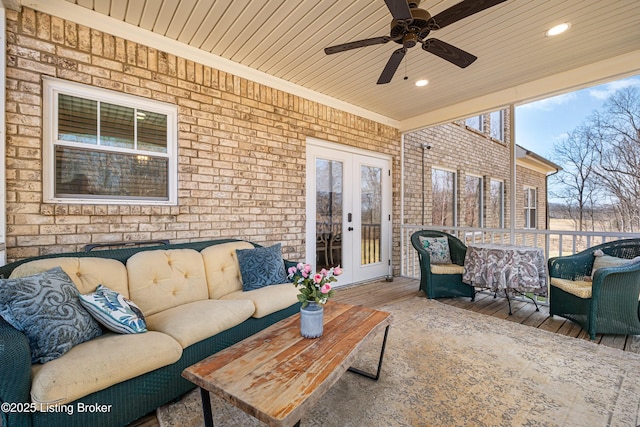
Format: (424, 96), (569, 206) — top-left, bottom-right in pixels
(0, 267), (102, 363)
(418, 236), (452, 264)
(236, 243), (288, 291)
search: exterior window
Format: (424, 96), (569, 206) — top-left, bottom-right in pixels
(432, 169), (456, 226)
(490, 110), (505, 141)
(464, 175), (482, 227)
(43, 77), (177, 204)
(524, 187), (537, 229)
(465, 115), (483, 132)
(488, 179), (504, 228)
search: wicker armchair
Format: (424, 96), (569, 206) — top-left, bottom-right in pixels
(410, 230), (475, 300)
(548, 238), (640, 340)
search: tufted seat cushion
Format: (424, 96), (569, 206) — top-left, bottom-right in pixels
(30, 331), (182, 408)
(145, 299), (255, 348)
(126, 249), (209, 316)
(9, 257), (129, 297)
(201, 241), (254, 299)
(550, 277), (593, 299)
(221, 284), (300, 318)
(430, 263), (465, 275)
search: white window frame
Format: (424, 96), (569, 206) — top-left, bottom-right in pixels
(431, 167), (457, 227)
(464, 174), (483, 227)
(43, 76), (178, 205)
(489, 110), (505, 141)
(524, 186), (537, 229)
(465, 115), (484, 132)
(488, 179), (504, 228)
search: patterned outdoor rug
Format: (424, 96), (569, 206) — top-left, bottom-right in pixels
(157, 296), (640, 427)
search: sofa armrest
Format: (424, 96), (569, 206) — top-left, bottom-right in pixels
(0, 317), (33, 426)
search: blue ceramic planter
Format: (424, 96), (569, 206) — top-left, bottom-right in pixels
(300, 301), (324, 338)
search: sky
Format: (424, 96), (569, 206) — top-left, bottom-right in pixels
(515, 75), (640, 160)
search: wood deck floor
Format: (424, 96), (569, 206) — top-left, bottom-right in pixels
(129, 275), (640, 426)
(335, 276), (640, 353)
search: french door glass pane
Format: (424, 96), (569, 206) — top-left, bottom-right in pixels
(315, 159), (342, 269)
(361, 165), (382, 265)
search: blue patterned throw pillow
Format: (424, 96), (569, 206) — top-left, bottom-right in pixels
(0, 267), (102, 364)
(79, 285), (147, 334)
(418, 236), (452, 264)
(236, 243), (288, 291)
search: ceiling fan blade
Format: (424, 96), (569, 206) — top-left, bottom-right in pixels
(377, 48), (406, 84)
(384, 0), (413, 23)
(431, 0), (507, 29)
(324, 36), (391, 55)
(422, 38), (477, 68)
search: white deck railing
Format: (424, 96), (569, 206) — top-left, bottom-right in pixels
(401, 224), (640, 280)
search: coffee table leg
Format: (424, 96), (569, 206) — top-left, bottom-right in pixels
(347, 324), (390, 381)
(200, 388), (214, 427)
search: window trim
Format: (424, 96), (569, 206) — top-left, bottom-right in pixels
(464, 174), (483, 227)
(524, 186), (537, 229)
(488, 179), (505, 228)
(431, 167), (458, 227)
(43, 76), (178, 205)
(489, 110), (505, 142)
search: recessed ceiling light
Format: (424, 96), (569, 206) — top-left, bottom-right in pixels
(415, 79), (429, 87)
(546, 23), (571, 37)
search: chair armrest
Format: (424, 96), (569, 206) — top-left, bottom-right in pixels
(0, 317), (33, 426)
(590, 260), (640, 301)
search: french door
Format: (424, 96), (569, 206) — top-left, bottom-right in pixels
(306, 139), (392, 286)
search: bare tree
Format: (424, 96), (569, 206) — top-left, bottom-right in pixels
(550, 125), (601, 231)
(592, 87), (640, 231)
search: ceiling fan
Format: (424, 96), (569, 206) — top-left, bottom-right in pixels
(324, 0), (508, 84)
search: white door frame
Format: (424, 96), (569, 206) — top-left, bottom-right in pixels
(306, 137), (392, 284)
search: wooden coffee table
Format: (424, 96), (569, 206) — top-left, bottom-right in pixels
(182, 302), (391, 427)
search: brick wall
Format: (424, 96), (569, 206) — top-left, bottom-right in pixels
(403, 110), (549, 230)
(4, 8), (401, 264)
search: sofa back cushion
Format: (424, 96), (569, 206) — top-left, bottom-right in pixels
(9, 257), (129, 297)
(201, 241), (254, 299)
(126, 249), (208, 316)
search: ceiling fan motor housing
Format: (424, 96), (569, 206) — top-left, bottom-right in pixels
(390, 7), (432, 43)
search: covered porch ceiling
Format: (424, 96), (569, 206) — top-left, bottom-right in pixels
(13, 0), (640, 132)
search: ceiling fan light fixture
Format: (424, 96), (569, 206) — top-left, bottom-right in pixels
(546, 22), (571, 37)
(415, 79), (429, 87)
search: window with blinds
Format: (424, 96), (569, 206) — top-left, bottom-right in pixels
(43, 77), (177, 204)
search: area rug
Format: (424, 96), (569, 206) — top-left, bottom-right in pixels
(157, 297), (640, 427)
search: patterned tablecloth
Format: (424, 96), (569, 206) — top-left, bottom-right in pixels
(462, 243), (548, 296)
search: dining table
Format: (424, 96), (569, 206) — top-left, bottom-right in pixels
(462, 243), (548, 314)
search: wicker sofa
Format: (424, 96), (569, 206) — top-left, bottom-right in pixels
(0, 239), (300, 427)
(548, 238), (640, 340)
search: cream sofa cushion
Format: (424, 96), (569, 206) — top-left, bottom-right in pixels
(430, 263), (465, 275)
(550, 277), (593, 299)
(10, 257), (129, 297)
(201, 241), (254, 299)
(127, 249), (208, 316)
(30, 331), (181, 408)
(145, 299), (255, 348)
(221, 283), (299, 318)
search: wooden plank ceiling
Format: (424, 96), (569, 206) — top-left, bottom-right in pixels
(61, 0), (640, 124)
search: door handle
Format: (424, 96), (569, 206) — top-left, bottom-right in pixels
(348, 227), (354, 231)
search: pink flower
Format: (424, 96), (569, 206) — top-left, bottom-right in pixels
(302, 270), (309, 278)
(320, 268), (329, 277)
(297, 262), (304, 270)
(304, 264), (313, 274)
(313, 273), (323, 284)
(333, 266), (343, 276)
(288, 266), (297, 276)
(321, 283), (331, 293)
